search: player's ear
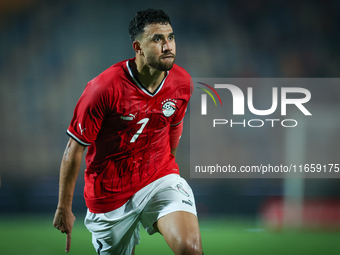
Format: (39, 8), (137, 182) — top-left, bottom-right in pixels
(132, 41), (143, 56)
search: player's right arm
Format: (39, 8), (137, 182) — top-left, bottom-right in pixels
(53, 137), (86, 253)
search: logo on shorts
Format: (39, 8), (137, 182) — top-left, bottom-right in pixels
(161, 99), (177, 117)
(182, 199), (193, 206)
(176, 184), (189, 197)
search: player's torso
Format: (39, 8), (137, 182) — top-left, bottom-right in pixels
(91, 60), (189, 163)
(98, 81), (177, 156)
(84, 59), (191, 204)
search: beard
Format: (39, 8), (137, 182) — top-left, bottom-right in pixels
(146, 53), (176, 71)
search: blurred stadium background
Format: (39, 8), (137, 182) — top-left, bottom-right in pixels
(1, 0), (340, 254)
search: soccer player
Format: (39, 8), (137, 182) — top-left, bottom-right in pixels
(53, 9), (203, 255)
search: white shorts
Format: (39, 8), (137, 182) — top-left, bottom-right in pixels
(84, 174), (197, 255)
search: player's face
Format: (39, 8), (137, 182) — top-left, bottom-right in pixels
(140, 23), (176, 71)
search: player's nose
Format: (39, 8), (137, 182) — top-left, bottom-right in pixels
(162, 41), (172, 52)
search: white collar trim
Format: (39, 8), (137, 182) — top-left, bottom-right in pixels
(126, 60), (168, 97)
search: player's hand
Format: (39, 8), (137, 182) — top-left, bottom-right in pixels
(53, 208), (76, 253)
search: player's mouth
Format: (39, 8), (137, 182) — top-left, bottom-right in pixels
(161, 54), (175, 59)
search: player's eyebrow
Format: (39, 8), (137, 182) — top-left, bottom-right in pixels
(152, 32), (175, 39)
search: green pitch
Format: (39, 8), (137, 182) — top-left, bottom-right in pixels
(0, 214), (339, 254)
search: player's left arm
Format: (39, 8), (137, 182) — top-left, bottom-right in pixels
(171, 147), (178, 157)
(169, 121), (183, 158)
(169, 76), (193, 158)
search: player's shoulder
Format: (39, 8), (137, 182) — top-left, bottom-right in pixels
(91, 59), (127, 86)
(170, 63), (191, 81)
(168, 63), (194, 92)
(85, 59), (129, 94)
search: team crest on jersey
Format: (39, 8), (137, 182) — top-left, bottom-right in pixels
(161, 99), (177, 117)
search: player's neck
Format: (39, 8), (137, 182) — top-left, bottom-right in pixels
(132, 58), (166, 94)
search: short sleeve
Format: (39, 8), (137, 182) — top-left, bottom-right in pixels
(67, 80), (109, 146)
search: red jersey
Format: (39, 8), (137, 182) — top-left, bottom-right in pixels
(67, 58), (193, 213)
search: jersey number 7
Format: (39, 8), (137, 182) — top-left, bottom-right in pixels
(130, 118), (149, 143)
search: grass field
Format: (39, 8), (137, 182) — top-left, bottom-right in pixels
(0, 214), (340, 255)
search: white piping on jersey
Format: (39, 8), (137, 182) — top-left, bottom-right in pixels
(170, 118), (184, 127)
(67, 129), (91, 146)
(170, 107), (187, 126)
(126, 60), (169, 97)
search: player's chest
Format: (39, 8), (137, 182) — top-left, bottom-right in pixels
(106, 91), (182, 131)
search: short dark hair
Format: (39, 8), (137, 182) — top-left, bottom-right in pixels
(128, 9), (171, 42)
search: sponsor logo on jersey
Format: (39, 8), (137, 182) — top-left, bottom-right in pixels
(121, 113), (136, 121)
(161, 99), (177, 117)
(176, 184), (189, 197)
